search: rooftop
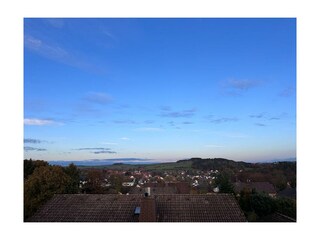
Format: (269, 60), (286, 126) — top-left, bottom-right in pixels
(27, 193), (246, 222)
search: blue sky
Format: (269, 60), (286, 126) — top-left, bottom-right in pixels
(24, 18), (296, 162)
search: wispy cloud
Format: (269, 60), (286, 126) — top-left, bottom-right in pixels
(279, 86), (295, 97)
(268, 117), (281, 120)
(182, 121), (194, 124)
(225, 79), (261, 90)
(101, 29), (117, 41)
(206, 115), (238, 124)
(25, 35), (69, 60)
(249, 112), (266, 118)
(24, 146), (47, 151)
(74, 147), (112, 151)
(255, 123), (267, 127)
(24, 118), (60, 126)
(114, 120), (137, 124)
(73, 147), (117, 154)
(160, 108), (196, 118)
(24, 35), (102, 73)
(24, 138), (48, 144)
(144, 120), (155, 124)
(92, 150), (117, 154)
(120, 137), (130, 141)
(221, 79), (262, 96)
(46, 18), (65, 28)
(83, 92), (112, 105)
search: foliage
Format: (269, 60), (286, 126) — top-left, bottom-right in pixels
(63, 163), (81, 193)
(188, 158), (250, 171)
(82, 169), (105, 194)
(215, 173), (235, 194)
(24, 165), (72, 220)
(275, 197), (296, 219)
(238, 191), (296, 221)
(24, 159), (48, 179)
(250, 193), (277, 217)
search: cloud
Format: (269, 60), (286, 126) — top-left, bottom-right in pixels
(24, 138), (42, 144)
(269, 117), (281, 120)
(92, 150), (117, 154)
(268, 112), (288, 120)
(24, 35), (102, 73)
(84, 92), (112, 105)
(160, 106), (172, 111)
(279, 87), (295, 97)
(24, 35), (69, 60)
(24, 146), (47, 151)
(24, 118), (57, 126)
(113, 120), (137, 124)
(74, 148), (112, 151)
(206, 115), (238, 124)
(249, 113), (266, 119)
(46, 18), (65, 28)
(120, 137), (130, 141)
(144, 120), (155, 124)
(255, 123), (267, 127)
(73, 147), (116, 154)
(225, 79), (261, 91)
(101, 29), (116, 41)
(160, 108), (196, 118)
(182, 121), (194, 125)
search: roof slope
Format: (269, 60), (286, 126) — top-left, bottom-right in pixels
(27, 194), (141, 222)
(27, 193), (246, 222)
(155, 194), (246, 222)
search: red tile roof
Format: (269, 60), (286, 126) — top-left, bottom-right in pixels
(155, 194), (246, 222)
(27, 193), (246, 222)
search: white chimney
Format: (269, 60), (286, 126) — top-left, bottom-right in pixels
(144, 187), (151, 197)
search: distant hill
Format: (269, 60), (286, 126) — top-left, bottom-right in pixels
(48, 158), (159, 167)
(177, 158), (252, 171)
(48, 157), (296, 171)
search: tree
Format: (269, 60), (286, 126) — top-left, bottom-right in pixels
(63, 163), (80, 193)
(275, 197), (296, 219)
(24, 165), (72, 220)
(83, 169), (105, 193)
(24, 159), (48, 179)
(250, 193), (276, 217)
(216, 173), (234, 194)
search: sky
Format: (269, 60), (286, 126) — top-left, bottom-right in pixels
(24, 18), (296, 163)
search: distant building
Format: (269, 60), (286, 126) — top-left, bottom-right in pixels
(26, 193), (246, 222)
(122, 178), (135, 187)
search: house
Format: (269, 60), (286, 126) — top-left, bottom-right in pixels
(26, 192), (246, 222)
(234, 181), (277, 197)
(122, 178), (135, 187)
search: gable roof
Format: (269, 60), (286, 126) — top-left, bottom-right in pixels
(155, 194), (246, 222)
(27, 193), (246, 222)
(27, 194), (141, 222)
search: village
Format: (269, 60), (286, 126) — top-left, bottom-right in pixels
(24, 158), (296, 222)
(78, 166), (293, 198)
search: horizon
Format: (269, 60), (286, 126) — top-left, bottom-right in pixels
(24, 18), (296, 163)
(30, 156), (297, 167)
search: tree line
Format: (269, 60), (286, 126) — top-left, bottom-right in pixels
(24, 159), (80, 220)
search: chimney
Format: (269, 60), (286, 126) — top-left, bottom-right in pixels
(139, 189), (156, 222)
(144, 187), (151, 197)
